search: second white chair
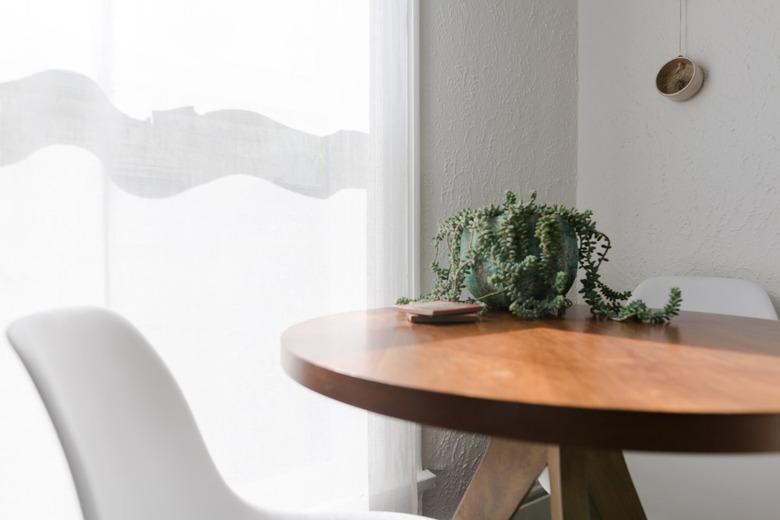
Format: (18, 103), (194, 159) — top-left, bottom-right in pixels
(627, 276), (779, 520)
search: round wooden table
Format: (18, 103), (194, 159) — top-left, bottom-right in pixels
(282, 305), (780, 520)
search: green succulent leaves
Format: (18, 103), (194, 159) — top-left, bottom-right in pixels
(398, 191), (682, 324)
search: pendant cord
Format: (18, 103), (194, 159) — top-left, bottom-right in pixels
(678, 0), (686, 56)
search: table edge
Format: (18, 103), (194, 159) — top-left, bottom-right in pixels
(282, 342), (780, 453)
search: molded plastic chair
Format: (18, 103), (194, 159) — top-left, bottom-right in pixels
(631, 275), (778, 320)
(7, 307), (429, 520)
(627, 276), (780, 519)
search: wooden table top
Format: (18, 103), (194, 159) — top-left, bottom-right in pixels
(281, 305), (780, 453)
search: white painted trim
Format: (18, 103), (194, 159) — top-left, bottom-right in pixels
(416, 469), (437, 492)
(407, 0), (421, 298)
(416, 469), (436, 514)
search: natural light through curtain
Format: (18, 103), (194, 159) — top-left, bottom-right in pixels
(0, 1), (418, 517)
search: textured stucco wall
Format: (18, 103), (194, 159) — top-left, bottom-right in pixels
(419, 1), (578, 518)
(578, 1), (780, 306)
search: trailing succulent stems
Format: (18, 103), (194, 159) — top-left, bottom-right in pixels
(398, 191), (682, 324)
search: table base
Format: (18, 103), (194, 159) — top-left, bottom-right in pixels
(454, 439), (646, 520)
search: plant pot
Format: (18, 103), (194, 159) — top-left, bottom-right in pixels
(462, 216), (579, 310)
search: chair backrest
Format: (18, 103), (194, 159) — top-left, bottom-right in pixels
(631, 276), (778, 320)
(6, 307), (254, 520)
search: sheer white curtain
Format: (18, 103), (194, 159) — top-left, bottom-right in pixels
(368, 0), (421, 513)
(0, 1), (419, 517)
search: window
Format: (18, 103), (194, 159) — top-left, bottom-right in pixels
(0, 1), (418, 516)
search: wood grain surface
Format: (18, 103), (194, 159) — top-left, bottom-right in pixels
(282, 305), (780, 452)
(453, 438), (547, 520)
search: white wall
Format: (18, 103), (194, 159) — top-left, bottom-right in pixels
(419, 0), (578, 517)
(578, 0), (780, 305)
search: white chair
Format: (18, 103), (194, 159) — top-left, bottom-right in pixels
(631, 275), (778, 320)
(7, 307), (429, 520)
(627, 276), (780, 520)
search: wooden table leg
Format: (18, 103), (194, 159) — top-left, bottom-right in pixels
(585, 450), (646, 520)
(547, 446), (646, 520)
(548, 446), (590, 520)
(453, 438), (547, 520)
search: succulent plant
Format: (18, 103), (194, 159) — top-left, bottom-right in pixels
(399, 191), (682, 323)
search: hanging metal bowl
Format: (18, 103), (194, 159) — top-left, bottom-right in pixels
(656, 55), (704, 101)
